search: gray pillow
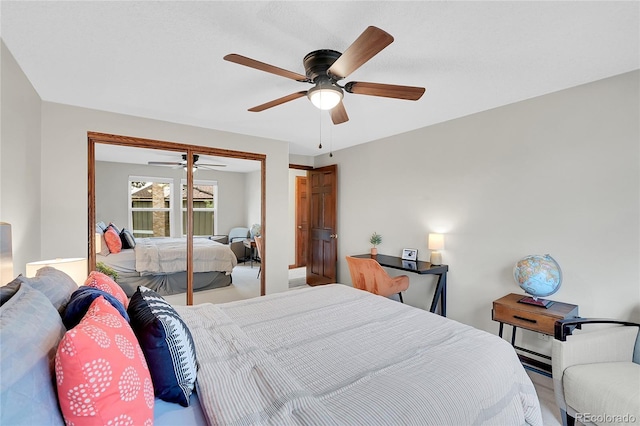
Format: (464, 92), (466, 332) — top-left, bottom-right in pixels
(0, 282), (65, 425)
(17, 266), (77, 312)
(0, 277), (21, 306)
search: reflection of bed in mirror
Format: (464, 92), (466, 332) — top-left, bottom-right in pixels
(97, 237), (237, 297)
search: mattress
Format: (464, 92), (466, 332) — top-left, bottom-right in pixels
(175, 284), (543, 425)
(97, 249), (232, 297)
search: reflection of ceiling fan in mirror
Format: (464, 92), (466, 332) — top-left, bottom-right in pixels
(224, 26), (425, 125)
(148, 154), (227, 171)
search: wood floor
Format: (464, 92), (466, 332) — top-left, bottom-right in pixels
(527, 370), (562, 425)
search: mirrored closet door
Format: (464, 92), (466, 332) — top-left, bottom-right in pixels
(88, 132), (266, 304)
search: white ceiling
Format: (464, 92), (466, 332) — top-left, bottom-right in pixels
(1, 1), (638, 158)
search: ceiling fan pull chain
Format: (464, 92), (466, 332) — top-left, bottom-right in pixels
(318, 107), (323, 149)
(329, 120), (333, 157)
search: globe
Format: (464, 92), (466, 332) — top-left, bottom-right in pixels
(513, 254), (562, 302)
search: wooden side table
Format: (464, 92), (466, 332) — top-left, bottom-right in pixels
(492, 293), (579, 376)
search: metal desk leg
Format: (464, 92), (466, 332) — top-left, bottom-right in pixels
(429, 273), (447, 317)
(498, 322), (504, 338)
(441, 273), (447, 317)
(511, 325), (517, 346)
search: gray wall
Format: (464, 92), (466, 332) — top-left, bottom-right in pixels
(0, 41), (42, 275)
(244, 170), (261, 232)
(95, 160), (247, 236)
(316, 70), (639, 355)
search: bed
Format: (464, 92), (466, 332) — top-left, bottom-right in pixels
(0, 273), (543, 425)
(97, 237), (237, 297)
(173, 284), (543, 425)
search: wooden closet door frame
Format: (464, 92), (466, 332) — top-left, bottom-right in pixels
(88, 132), (267, 303)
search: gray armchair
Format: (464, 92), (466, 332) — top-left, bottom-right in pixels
(552, 318), (640, 426)
(227, 227), (250, 261)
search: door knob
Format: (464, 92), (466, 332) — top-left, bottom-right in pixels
(298, 225), (302, 229)
(330, 234), (338, 239)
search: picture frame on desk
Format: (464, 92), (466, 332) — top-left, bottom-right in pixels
(401, 248), (418, 261)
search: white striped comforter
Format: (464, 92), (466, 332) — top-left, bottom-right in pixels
(175, 284), (542, 425)
(135, 237), (237, 275)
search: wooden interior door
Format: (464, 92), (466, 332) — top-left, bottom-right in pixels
(307, 165), (337, 285)
(295, 175), (308, 267)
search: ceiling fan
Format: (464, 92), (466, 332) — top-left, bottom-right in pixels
(224, 26), (425, 125)
(148, 154), (226, 171)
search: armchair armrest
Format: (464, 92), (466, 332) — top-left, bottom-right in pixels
(555, 318), (640, 341)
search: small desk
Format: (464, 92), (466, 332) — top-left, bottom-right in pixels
(352, 254), (448, 317)
(242, 239), (257, 268)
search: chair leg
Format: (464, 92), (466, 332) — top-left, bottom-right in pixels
(257, 267), (261, 279)
(560, 409), (575, 426)
(398, 292), (404, 303)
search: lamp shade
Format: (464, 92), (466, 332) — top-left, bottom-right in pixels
(307, 85), (343, 110)
(0, 222), (13, 285)
(26, 257), (87, 286)
(95, 232), (102, 254)
(428, 233), (445, 250)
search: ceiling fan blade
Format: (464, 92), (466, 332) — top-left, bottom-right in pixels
(327, 26), (394, 80)
(224, 54), (308, 82)
(248, 91), (308, 112)
(148, 161), (182, 166)
(344, 81), (425, 100)
(330, 101), (349, 125)
(197, 163), (227, 168)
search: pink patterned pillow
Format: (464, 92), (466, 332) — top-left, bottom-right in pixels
(85, 271), (128, 309)
(104, 227), (122, 254)
(55, 296), (154, 425)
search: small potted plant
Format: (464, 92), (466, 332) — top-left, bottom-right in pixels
(96, 261), (118, 281)
(369, 232), (382, 256)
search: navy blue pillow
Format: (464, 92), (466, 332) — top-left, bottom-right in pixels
(128, 286), (197, 407)
(62, 286), (129, 329)
(120, 228), (136, 249)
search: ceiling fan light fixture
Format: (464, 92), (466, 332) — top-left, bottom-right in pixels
(307, 84), (343, 110)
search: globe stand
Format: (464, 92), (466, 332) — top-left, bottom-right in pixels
(518, 296), (554, 308)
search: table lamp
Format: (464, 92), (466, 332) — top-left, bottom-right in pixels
(1, 222), (13, 284)
(95, 232), (102, 254)
(26, 257), (87, 286)
(428, 233), (444, 266)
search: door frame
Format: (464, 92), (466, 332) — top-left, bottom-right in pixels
(294, 175), (308, 268)
(289, 164), (312, 270)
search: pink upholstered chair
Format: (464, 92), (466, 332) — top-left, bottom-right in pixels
(345, 256), (409, 303)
